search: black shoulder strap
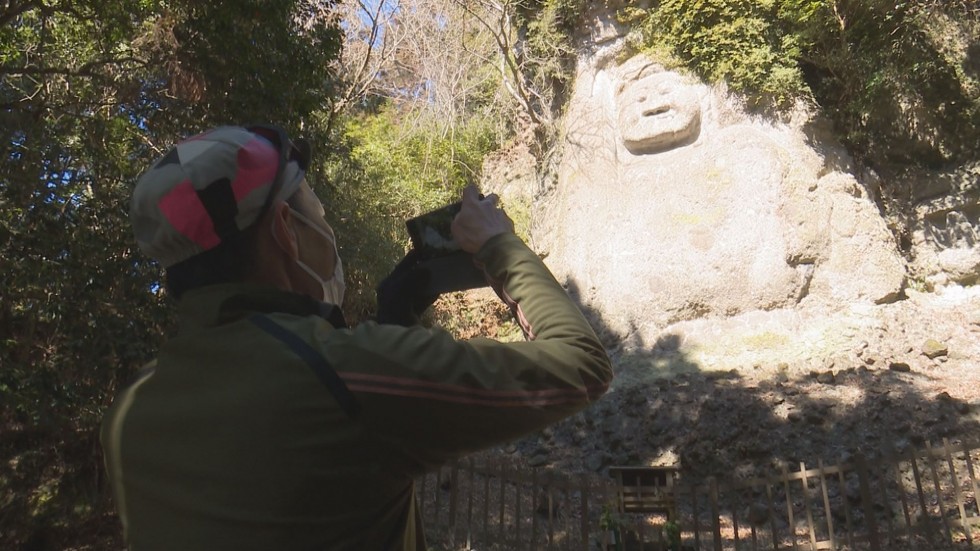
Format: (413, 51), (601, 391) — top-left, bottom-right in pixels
(248, 314), (360, 418)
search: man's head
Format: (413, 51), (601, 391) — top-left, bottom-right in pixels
(131, 126), (343, 304)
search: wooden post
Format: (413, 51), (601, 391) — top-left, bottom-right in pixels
(910, 451), (937, 547)
(529, 468), (537, 549)
(483, 460), (491, 546)
(782, 464), (799, 551)
(601, 481), (613, 551)
(799, 462), (818, 551)
(817, 460), (836, 551)
(731, 485), (741, 549)
(563, 477), (572, 550)
(467, 457), (475, 549)
(963, 444), (980, 539)
(837, 459), (854, 550)
(924, 441), (954, 545)
(891, 457), (917, 548)
(434, 465), (443, 533)
(449, 461), (459, 547)
(418, 470), (428, 525)
(515, 465), (523, 548)
(876, 453), (896, 546)
(547, 472), (556, 549)
(638, 470), (646, 545)
(710, 477), (722, 551)
(943, 438), (974, 548)
(748, 488), (760, 551)
(499, 461), (507, 546)
(855, 453), (882, 551)
(692, 483), (703, 551)
(765, 481), (779, 551)
(580, 474), (589, 551)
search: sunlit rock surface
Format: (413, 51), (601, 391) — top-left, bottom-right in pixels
(534, 51), (906, 345)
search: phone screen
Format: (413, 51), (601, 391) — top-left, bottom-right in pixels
(405, 202), (463, 258)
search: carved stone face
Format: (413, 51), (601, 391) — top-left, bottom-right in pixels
(615, 70), (702, 154)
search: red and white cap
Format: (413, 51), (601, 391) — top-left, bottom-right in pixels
(131, 125), (311, 267)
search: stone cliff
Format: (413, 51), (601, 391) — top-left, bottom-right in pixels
(482, 28), (980, 388)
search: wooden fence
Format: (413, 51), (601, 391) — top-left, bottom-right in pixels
(417, 454), (615, 549)
(418, 438), (980, 550)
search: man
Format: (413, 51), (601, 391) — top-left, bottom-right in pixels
(101, 125), (613, 550)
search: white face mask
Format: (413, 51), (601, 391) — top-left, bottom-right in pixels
(280, 207), (346, 306)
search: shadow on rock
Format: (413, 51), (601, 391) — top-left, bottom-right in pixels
(512, 279), (980, 481)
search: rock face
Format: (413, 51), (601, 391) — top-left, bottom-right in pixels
(905, 162), (980, 288)
(533, 50), (907, 341)
(478, 7), (980, 494)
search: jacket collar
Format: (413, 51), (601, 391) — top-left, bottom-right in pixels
(177, 283), (348, 331)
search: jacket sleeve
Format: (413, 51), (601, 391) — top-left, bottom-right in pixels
(324, 232), (613, 473)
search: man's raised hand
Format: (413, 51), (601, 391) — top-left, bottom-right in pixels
(451, 185), (515, 254)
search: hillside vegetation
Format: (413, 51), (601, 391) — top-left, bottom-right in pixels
(1, 1), (977, 548)
(621, 0), (980, 168)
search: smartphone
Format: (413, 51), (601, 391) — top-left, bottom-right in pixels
(405, 202), (463, 258)
(404, 201), (487, 294)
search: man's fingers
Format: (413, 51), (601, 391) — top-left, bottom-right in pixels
(452, 185), (514, 253)
(461, 185), (481, 205)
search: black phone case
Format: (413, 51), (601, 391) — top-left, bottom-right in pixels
(417, 252), (488, 295)
(405, 202), (463, 258)
(405, 202), (489, 294)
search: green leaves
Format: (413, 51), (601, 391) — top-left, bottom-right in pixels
(1, 0), (345, 409)
(171, 0), (341, 123)
(320, 106), (499, 322)
(627, 0), (980, 167)
(1, 1), (342, 546)
(644, 0), (806, 108)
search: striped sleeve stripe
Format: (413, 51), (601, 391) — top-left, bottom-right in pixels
(338, 371), (608, 406)
(344, 381), (594, 407)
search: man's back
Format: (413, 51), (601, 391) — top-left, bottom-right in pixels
(103, 283), (423, 549)
(103, 234), (613, 550)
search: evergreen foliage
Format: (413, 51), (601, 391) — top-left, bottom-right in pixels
(516, 0), (586, 100)
(3, 0), (978, 547)
(0, 1), (341, 547)
(624, 0), (980, 167)
(319, 107), (499, 321)
(636, 0), (806, 105)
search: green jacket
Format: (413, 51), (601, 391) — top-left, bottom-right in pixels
(101, 233), (613, 550)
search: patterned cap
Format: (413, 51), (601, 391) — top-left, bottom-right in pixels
(131, 125), (311, 267)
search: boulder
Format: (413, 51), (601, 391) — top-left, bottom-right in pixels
(906, 162), (980, 288)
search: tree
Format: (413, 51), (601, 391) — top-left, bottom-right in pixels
(326, 0), (403, 131)
(317, 0), (513, 321)
(0, 1), (342, 547)
(332, 0), (509, 129)
(452, 0), (581, 129)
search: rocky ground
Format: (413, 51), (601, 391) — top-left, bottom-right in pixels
(493, 285), (980, 480)
(421, 285), (980, 550)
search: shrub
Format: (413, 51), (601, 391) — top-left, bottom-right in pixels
(317, 104), (500, 322)
(625, 0), (980, 167)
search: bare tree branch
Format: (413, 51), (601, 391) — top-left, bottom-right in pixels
(452, 0), (544, 124)
(346, 0), (387, 93)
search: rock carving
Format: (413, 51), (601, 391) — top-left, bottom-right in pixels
(615, 64), (702, 154)
(534, 52), (907, 344)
